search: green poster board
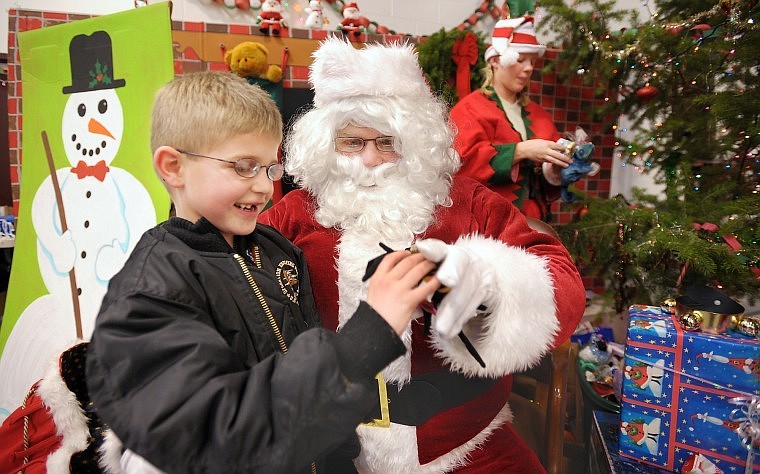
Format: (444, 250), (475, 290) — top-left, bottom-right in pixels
(0, 3), (173, 419)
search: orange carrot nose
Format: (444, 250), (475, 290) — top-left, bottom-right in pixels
(88, 118), (115, 139)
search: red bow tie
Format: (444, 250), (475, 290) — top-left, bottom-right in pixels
(71, 160), (110, 181)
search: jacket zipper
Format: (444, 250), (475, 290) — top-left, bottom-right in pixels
(234, 253), (288, 353)
(233, 253), (317, 474)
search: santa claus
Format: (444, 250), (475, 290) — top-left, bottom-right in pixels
(260, 37), (585, 473)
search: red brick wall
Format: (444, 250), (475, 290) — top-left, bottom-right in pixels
(7, 10), (615, 225)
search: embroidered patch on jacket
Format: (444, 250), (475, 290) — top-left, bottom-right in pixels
(276, 260), (299, 303)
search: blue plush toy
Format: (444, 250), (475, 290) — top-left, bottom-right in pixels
(560, 138), (600, 203)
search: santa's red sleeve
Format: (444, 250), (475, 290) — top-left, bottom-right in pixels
(425, 178), (585, 377)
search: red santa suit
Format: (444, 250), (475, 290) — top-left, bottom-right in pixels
(260, 176), (585, 472)
(450, 89), (561, 219)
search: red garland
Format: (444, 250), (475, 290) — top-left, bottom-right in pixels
(452, 31), (479, 101)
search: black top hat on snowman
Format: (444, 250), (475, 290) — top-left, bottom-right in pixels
(62, 30), (126, 94)
(675, 284), (744, 315)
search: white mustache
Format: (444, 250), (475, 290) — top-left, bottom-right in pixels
(335, 155), (398, 188)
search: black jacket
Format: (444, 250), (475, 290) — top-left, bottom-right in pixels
(86, 218), (405, 473)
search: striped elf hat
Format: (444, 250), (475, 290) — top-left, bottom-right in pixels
(485, 16), (546, 66)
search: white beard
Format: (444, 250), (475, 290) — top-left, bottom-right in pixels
(314, 155), (437, 243)
(322, 155), (440, 382)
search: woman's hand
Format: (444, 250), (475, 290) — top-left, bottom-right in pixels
(514, 139), (572, 168)
(366, 251), (441, 335)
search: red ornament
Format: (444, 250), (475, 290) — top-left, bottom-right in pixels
(664, 23), (684, 35)
(690, 24), (711, 40)
(635, 85), (659, 103)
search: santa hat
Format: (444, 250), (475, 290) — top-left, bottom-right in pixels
(342, 2), (359, 11)
(485, 16), (546, 66)
(309, 36), (433, 109)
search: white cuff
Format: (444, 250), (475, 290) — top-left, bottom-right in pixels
(431, 234), (559, 377)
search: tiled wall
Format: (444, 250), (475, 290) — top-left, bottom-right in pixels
(7, 9), (615, 230)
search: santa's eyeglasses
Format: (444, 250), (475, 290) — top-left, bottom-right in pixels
(176, 149), (284, 181)
(334, 136), (396, 154)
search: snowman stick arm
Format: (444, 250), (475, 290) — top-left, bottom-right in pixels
(41, 131), (69, 234)
(41, 130), (83, 339)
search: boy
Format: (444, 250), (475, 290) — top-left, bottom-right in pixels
(85, 71), (440, 473)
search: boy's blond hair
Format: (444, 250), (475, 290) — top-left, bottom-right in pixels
(151, 71), (283, 154)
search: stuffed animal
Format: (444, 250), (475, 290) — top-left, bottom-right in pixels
(304, 0), (325, 29)
(224, 41), (283, 84)
(256, 0), (287, 35)
(559, 128), (600, 203)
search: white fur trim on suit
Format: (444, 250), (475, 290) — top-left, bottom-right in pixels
(99, 430), (124, 474)
(336, 230), (415, 383)
(355, 402), (513, 473)
(36, 353), (90, 473)
(431, 234), (559, 377)
(99, 430), (165, 474)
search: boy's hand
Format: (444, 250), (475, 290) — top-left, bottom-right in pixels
(366, 251), (441, 336)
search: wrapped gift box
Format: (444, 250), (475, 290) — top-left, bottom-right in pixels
(618, 304), (759, 473)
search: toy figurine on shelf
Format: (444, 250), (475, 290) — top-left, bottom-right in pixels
(304, 0), (326, 30)
(256, 0), (288, 35)
(337, 2), (364, 38)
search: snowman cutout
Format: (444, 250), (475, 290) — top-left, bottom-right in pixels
(304, 0), (325, 29)
(0, 31), (156, 418)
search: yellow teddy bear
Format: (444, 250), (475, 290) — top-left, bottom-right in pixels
(224, 41), (283, 84)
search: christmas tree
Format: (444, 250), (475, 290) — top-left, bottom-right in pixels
(538, 0), (760, 311)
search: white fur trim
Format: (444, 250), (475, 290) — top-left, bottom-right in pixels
(99, 430), (124, 474)
(336, 230), (415, 383)
(121, 448), (165, 474)
(36, 351), (90, 473)
(497, 48), (520, 67)
(431, 235), (559, 377)
(99, 429), (165, 474)
(355, 402), (513, 473)
(310, 36), (433, 109)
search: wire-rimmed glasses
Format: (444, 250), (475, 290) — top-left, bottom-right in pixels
(334, 136), (396, 154)
(176, 149), (284, 181)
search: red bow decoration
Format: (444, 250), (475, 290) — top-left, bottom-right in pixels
(452, 31), (479, 102)
(71, 160), (110, 181)
(692, 221), (760, 279)
(692, 221), (719, 233)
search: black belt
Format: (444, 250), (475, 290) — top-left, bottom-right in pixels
(362, 370), (498, 427)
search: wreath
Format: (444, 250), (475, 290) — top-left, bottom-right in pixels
(417, 28), (488, 108)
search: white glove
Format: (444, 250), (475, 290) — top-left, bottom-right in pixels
(413, 239), (492, 339)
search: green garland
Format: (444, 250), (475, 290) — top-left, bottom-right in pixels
(417, 28), (488, 107)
